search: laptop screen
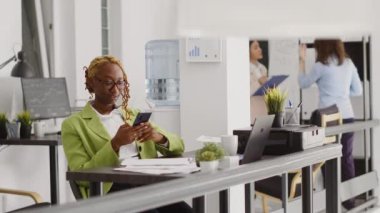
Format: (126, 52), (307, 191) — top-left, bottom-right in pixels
(241, 115), (275, 164)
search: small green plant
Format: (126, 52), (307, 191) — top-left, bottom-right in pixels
(0, 113), (9, 139)
(196, 143), (225, 162)
(0, 113), (8, 125)
(16, 111), (32, 126)
(264, 87), (288, 114)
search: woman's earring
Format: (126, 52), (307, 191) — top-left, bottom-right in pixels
(89, 93), (94, 100)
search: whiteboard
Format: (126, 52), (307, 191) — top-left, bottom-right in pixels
(268, 39), (300, 107)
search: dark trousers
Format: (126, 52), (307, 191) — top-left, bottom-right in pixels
(109, 183), (193, 213)
(341, 118), (356, 209)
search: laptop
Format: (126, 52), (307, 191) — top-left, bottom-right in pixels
(240, 114), (275, 164)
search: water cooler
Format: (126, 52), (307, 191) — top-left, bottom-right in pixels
(145, 40), (180, 135)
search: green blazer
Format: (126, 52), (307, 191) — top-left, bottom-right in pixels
(61, 102), (184, 198)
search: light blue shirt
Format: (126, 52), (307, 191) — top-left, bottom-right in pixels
(298, 57), (362, 119)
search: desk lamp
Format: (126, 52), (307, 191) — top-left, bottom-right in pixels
(0, 51), (35, 78)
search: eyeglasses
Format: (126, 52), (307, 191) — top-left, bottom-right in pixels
(94, 76), (126, 90)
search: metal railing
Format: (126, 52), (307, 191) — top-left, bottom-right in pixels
(30, 144), (342, 213)
(28, 119), (379, 213)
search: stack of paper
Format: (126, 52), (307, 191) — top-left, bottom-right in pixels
(114, 158), (200, 175)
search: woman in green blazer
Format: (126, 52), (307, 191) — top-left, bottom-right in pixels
(62, 56), (191, 213)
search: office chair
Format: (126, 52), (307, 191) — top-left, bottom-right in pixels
(69, 179), (83, 200)
(255, 106), (342, 213)
(67, 167), (83, 200)
(0, 187), (50, 212)
(321, 112), (343, 144)
(255, 162), (324, 213)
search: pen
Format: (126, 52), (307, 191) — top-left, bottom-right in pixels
(295, 101), (302, 109)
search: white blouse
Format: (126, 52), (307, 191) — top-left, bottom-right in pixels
(90, 104), (138, 159)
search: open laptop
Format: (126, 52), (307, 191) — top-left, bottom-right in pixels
(240, 114), (275, 164)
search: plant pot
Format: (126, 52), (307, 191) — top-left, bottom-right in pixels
(0, 123), (7, 139)
(20, 124), (32, 139)
(199, 160), (219, 172)
(272, 112), (285, 128)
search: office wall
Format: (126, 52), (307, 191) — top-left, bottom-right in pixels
(225, 39), (251, 133)
(180, 39), (228, 151)
(73, 0), (102, 106)
(52, 0), (76, 106)
(53, 0), (101, 107)
(180, 37), (249, 213)
(119, 0), (178, 109)
(108, 0), (123, 59)
(0, 0), (21, 77)
(117, 0), (181, 134)
(178, 37), (251, 152)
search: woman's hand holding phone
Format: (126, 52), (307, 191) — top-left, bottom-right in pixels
(111, 112), (166, 152)
(111, 123), (138, 152)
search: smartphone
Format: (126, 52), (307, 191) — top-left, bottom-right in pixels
(133, 112), (152, 126)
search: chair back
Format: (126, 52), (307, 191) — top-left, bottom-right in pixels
(321, 112), (343, 144)
(310, 104), (342, 144)
(310, 104), (339, 126)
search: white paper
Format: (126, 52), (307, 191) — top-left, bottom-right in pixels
(120, 157), (194, 166)
(196, 135), (221, 143)
(114, 162), (200, 175)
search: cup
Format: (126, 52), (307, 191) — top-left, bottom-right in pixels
(285, 107), (300, 125)
(6, 122), (20, 138)
(34, 121), (46, 138)
(221, 135), (238, 156)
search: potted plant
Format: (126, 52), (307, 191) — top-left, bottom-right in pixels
(196, 143), (225, 172)
(264, 87), (288, 127)
(16, 111), (33, 139)
(0, 113), (9, 139)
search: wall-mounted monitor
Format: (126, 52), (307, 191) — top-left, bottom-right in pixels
(21, 78), (71, 120)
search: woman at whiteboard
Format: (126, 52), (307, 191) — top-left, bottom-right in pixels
(250, 40), (268, 123)
(298, 39), (362, 210)
(61, 55), (192, 213)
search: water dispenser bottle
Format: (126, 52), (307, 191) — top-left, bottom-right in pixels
(145, 40), (179, 106)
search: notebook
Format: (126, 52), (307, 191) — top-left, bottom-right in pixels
(240, 115), (275, 164)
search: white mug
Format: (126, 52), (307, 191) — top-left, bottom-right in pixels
(34, 121), (46, 138)
(221, 135), (238, 156)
